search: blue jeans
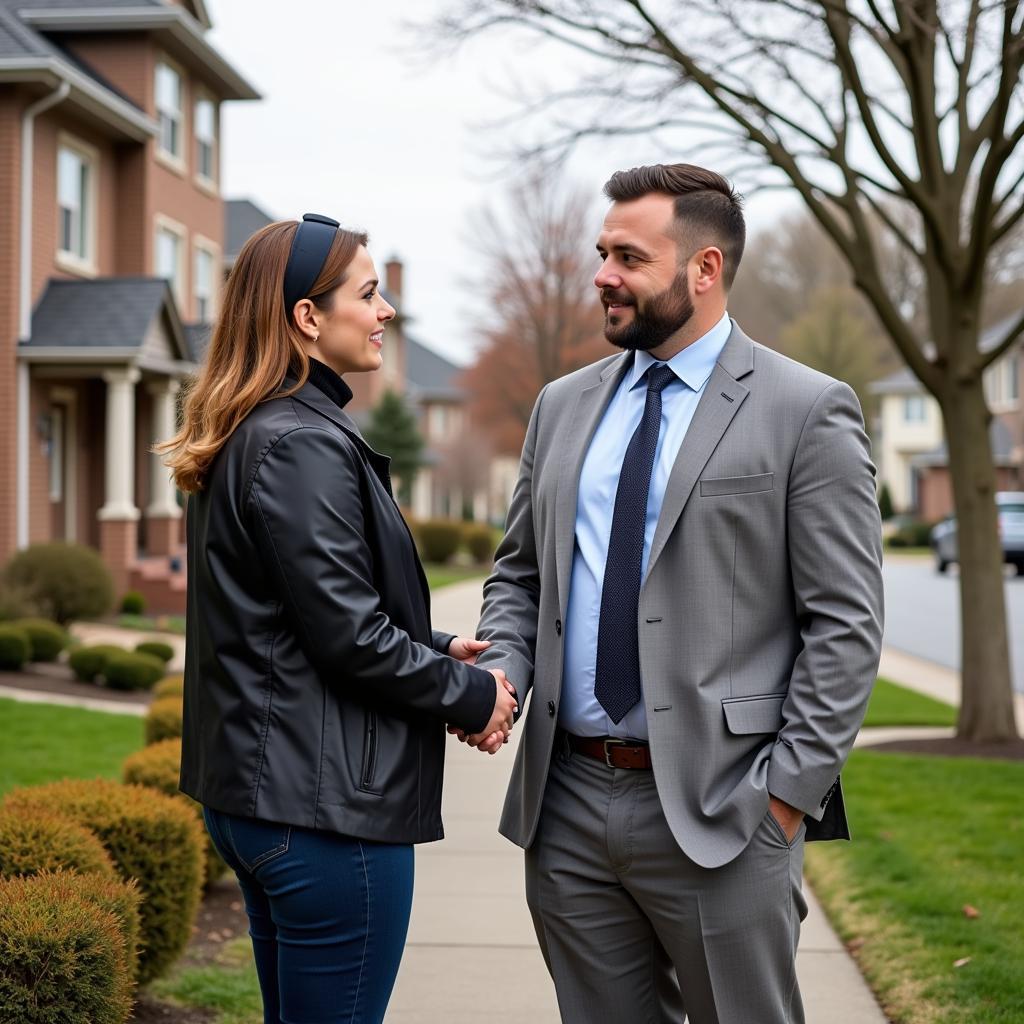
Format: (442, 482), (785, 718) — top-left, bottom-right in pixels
(202, 807), (414, 1024)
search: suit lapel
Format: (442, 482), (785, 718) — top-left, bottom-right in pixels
(645, 325), (755, 582)
(554, 353), (632, 613)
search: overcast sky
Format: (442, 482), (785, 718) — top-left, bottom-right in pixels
(207, 0), (791, 365)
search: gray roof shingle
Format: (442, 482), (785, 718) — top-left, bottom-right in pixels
(23, 277), (177, 349)
(225, 198), (275, 262)
(405, 336), (464, 402)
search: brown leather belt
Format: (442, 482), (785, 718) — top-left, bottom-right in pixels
(567, 733), (653, 770)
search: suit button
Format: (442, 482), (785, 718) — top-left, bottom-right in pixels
(547, 700), (556, 716)
(555, 619), (562, 636)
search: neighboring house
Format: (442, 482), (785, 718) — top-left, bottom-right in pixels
(0, 0), (258, 609)
(870, 316), (1023, 520)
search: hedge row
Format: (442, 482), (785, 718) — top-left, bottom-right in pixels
(0, 618), (68, 671)
(3, 778), (204, 985)
(411, 519), (500, 565)
(69, 642), (177, 691)
(0, 870), (140, 1024)
(123, 738), (228, 887)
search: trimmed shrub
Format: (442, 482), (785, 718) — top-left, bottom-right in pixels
(68, 643), (128, 683)
(13, 618), (67, 662)
(153, 674), (184, 699)
(103, 651), (165, 691)
(145, 696), (184, 745)
(120, 590), (146, 615)
(4, 542), (114, 625)
(123, 739), (228, 886)
(888, 520), (935, 548)
(414, 519), (463, 563)
(0, 580), (39, 621)
(0, 808), (115, 879)
(878, 482), (894, 521)
(135, 639), (175, 665)
(463, 523), (498, 564)
(0, 624), (30, 670)
(0, 871), (135, 1024)
(3, 778), (204, 984)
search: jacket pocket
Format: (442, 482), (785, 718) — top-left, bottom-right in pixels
(722, 693), (786, 734)
(360, 709), (378, 791)
(700, 472), (774, 497)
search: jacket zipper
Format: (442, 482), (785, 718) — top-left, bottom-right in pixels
(361, 710), (378, 789)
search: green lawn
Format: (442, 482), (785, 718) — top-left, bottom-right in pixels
(806, 749), (1024, 1024)
(423, 563), (487, 590)
(152, 939), (262, 1024)
(863, 678), (957, 728)
(0, 698), (142, 796)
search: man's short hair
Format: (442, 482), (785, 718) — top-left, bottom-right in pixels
(603, 164), (746, 289)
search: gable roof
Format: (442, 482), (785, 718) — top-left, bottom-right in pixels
(405, 336), (465, 403)
(225, 198), (275, 265)
(0, 0), (258, 115)
(870, 312), (1023, 395)
(20, 277), (192, 365)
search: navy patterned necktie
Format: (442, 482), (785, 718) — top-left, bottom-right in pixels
(594, 362), (677, 723)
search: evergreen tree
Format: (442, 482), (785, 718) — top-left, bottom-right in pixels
(363, 391), (424, 505)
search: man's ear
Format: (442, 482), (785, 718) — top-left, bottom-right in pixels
(693, 247), (724, 295)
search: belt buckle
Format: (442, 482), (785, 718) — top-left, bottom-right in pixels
(603, 738), (626, 768)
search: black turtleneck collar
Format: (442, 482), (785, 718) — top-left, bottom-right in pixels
(304, 358), (353, 411)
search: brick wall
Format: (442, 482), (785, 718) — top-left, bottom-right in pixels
(0, 89), (22, 561)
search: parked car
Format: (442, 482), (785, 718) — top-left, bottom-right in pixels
(930, 492), (1024, 573)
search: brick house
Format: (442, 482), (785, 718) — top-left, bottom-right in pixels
(0, 0), (258, 609)
(869, 315), (1023, 520)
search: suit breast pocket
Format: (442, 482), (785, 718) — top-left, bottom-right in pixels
(699, 472), (774, 497)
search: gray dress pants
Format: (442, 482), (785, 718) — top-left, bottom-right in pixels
(525, 742), (808, 1024)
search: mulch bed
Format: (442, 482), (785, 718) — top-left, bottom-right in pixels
(0, 663), (152, 705)
(864, 736), (1024, 760)
(131, 877), (252, 1022)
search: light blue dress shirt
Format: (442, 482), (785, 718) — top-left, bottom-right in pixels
(559, 312), (733, 740)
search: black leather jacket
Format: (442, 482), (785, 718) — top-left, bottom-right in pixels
(179, 374), (496, 844)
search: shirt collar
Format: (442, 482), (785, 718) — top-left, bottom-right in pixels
(627, 311), (732, 392)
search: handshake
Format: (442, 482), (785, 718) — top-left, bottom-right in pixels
(447, 637), (519, 755)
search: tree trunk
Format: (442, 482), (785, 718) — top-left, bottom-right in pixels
(939, 376), (1019, 742)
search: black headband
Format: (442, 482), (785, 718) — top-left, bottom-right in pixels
(283, 213), (340, 313)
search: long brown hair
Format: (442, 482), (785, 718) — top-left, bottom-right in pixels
(157, 220), (367, 492)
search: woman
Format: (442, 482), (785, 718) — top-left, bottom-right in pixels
(159, 214), (518, 1024)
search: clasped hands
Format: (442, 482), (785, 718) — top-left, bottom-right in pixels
(447, 637), (517, 755)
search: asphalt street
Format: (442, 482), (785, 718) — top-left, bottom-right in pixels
(882, 555), (1024, 693)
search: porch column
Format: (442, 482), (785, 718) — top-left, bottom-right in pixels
(98, 367), (141, 596)
(145, 378), (182, 557)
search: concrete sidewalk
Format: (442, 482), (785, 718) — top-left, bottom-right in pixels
(387, 580), (889, 1023)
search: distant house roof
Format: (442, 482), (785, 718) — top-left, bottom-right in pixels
(20, 277), (190, 364)
(870, 312), (1022, 394)
(405, 336), (464, 403)
(911, 418), (1017, 468)
(0, 0), (258, 132)
(225, 198), (275, 265)
(183, 322), (211, 363)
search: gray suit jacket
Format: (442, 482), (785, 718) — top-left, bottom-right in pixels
(475, 322), (884, 869)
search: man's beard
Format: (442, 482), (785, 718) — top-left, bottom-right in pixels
(603, 271), (694, 352)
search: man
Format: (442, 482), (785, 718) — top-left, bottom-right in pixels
(465, 164), (884, 1023)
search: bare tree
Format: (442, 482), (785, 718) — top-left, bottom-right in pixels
(460, 168), (610, 454)
(430, 0), (1024, 742)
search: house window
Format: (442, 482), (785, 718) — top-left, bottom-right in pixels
(193, 243), (216, 322)
(903, 395), (926, 423)
(57, 144), (93, 265)
(155, 61), (184, 160)
(195, 96), (216, 183)
(986, 351), (1021, 409)
(155, 220), (185, 307)
(429, 405), (448, 440)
